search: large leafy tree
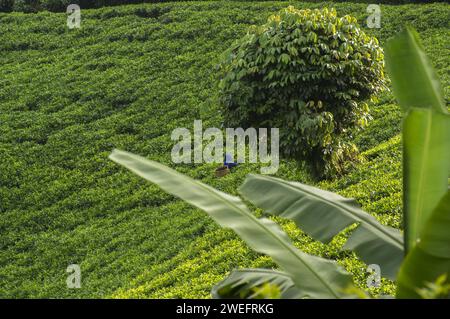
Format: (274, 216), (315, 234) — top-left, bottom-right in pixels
(218, 7), (387, 177)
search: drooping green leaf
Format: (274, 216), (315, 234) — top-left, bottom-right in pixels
(385, 27), (447, 114)
(212, 269), (303, 299)
(239, 175), (404, 280)
(109, 149), (353, 298)
(397, 191), (450, 298)
(402, 109), (450, 251)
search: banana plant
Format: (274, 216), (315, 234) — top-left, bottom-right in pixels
(385, 27), (450, 298)
(109, 27), (449, 299)
(109, 149), (353, 299)
(397, 191), (450, 298)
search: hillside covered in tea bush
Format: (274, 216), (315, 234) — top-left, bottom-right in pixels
(1, 0), (443, 13)
(0, 1), (449, 298)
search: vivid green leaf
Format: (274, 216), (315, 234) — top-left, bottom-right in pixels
(109, 149), (353, 298)
(397, 191), (450, 298)
(385, 27), (447, 114)
(239, 175), (404, 280)
(402, 109), (450, 250)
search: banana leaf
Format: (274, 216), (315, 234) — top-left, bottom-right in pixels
(239, 175), (404, 280)
(385, 27), (447, 114)
(386, 27), (450, 251)
(397, 191), (450, 298)
(109, 149), (353, 298)
(402, 109), (450, 250)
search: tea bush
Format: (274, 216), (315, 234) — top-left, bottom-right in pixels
(0, 0), (14, 12)
(219, 6), (387, 177)
(2, 1), (446, 13)
(12, 0), (41, 13)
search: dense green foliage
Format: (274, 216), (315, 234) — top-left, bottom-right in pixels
(12, 0), (150, 13)
(0, 2), (449, 298)
(0, 0), (14, 12)
(219, 6), (387, 176)
(2, 0), (446, 13)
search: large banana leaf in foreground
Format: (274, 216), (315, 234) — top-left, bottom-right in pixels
(239, 175), (404, 280)
(385, 27), (446, 114)
(212, 269), (303, 299)
(385, 27), (450, 251)
(402, 109), (450, 251)
(109, 149), (352, 298)
(397, 191), (450, 298)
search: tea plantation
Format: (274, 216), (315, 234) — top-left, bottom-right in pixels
(0, 1), (449, 298)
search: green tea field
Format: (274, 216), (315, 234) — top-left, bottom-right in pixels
(0, 1), (449, 298)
